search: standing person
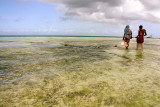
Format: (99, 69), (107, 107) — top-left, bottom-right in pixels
(136, 25), (147, 49)
(123, 25), (132, 49)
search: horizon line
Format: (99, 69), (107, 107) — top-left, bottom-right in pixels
(0, 35), (121, 37)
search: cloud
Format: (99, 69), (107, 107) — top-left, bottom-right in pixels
(17, 0), (27, 1)
(26, 0), (160, 25)
(139, 0), (160, 10)
(15, 17), (23, 22)
(0, 16), (7, 21)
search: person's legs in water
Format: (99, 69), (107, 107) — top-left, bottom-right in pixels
(127, 39), (129, 48)
(124, 41), (128, 49)
(125, 38), (130, 49)
(137, 41), (144, 49)
(124, 35), (130, 49)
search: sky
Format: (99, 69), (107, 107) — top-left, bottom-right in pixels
(0, 0), (160, 37)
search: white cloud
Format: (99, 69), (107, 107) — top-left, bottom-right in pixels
(35, 0), (160, 25)
(139, 0), (160, 10)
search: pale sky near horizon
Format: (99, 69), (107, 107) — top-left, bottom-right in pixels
(0, 0), (160, 38)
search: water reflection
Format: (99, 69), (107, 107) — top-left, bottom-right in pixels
(123, 49), (129, 55)
(120, 49), (132, 66)
(135, 50), (144, 69)
(136, 50), (144, 59)
(121, 49), (144, 67)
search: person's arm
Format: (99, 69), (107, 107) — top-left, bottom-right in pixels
(138, 31), (140, 36)
(144, 30), (147, 36)
(123, 33), (125, 40)
(135, 31), (139, 38)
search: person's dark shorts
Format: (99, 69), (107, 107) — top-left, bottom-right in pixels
(137, 41), (144, 43)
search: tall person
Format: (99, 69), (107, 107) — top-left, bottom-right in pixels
(123, 25), (132, 49)
(136, 25), (147, 49)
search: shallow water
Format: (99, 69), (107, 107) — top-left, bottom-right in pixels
(0, 37), (160, 106)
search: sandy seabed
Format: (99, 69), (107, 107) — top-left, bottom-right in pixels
(0, 37), (160, 107)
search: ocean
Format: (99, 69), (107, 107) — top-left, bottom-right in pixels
(0, 37), (160, 106)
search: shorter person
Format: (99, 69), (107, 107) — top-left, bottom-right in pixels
(136, 25), (147, 49)
(123, 25), (132, 49)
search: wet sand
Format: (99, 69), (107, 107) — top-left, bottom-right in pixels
(0, 37), (160, 106)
